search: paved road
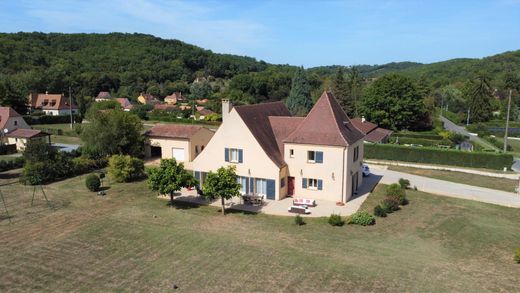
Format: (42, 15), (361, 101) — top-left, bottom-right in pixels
(440, 116), (499, 151)
(370, 165), (520, 208)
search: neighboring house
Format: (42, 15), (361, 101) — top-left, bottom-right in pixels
(0, 107), (31, 133)
(27, 92), (79, 116)
(137, 93), (159, 105)
(115, 98), (134, 111)
(351, 117), (393, 143)
(196, 107), (214, 120)
(5, 129), (51, 151)
(144, 124), (214, 169)
(164, 92), (184, 105)
(95, 91), (112, 102)
(191, 91), (365, 202)
(196, 98), (209, 105)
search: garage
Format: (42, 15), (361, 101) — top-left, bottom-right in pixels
(172, 148), (186, 162)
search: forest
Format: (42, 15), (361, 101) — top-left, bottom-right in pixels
(0, 32), (519, 129)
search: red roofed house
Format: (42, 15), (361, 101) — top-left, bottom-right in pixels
(115, 98), (134, 112)
(137, 93), (159, 105)
(191, 91), (366, 202)
(351, 117), (393, 143)
(27, 92), (79, 116)
(0, 107), (50, 150)
(164, 92), (184, 105)
(95, 91), (112, 102)
(144, 124), (214, 169)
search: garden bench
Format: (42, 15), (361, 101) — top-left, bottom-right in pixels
(293, 198), (316, 207)
(288, 205), (311, 214)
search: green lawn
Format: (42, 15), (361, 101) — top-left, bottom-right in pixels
(32, 123), (80, 136)
(1, 174), (519, 291)
(50, 135), (82, 145)
(0, 154), (22, 161)
(388, 165), (518, 192)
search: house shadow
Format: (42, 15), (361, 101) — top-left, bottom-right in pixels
(225, 203), (263, 215)
(350, 174), (383, 201)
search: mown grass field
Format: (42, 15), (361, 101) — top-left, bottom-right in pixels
(388, 165), (518, 192)
(1, 172), (519, 292)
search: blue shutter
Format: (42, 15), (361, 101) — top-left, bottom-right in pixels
(266, 179), (275, 200)
(238, 149), (243, 163)
(245, 177), (249, 194)
(249, 177), (255, 194)
(224, 148), (229, 162)
(194, 171), (200, 181)
(302, 178), (307, 189)
(316, 151), (323, 163)
(318, 179), (323, 190)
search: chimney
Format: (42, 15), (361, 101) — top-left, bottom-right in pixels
(221, 99), (233, 122)
(361, 116), (366, 123)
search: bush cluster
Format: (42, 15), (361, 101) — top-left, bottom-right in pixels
(386, 183), (407, 205)
(85, 174), (101, 192)
(0, 144), (17, 155)
(0, 157), (24, 172)
(108, 155), (145, 183)
(373, 205), (387, 217)
(294, 215), (305, 226)
(328, 213), (345, 226)
(24, 114), (82, 125)
(364, 143), (513, 170)
(398, 178), (411, 189)
(347, 211), (375, 226)
(515, 247), (520, 264)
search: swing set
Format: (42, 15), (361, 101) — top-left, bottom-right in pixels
(0, 181), (53, 224)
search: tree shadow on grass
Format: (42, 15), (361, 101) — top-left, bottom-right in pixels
(166, 200), (202, 210)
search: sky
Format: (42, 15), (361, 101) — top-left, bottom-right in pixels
(0, 0), (519, 67)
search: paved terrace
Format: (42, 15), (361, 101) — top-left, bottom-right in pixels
(166, 174), (381, 217)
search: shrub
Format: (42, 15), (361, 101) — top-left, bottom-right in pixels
(398, 178), (411, 189)
(347, 211), (375, 226)
(85, 174), (101, 192)
(386, 183), (407, 205)
(294, 215), (305, 226)
(381, 197), (400, 213)
(108, 155), (145, 183)
(364, 143), (513, 170)
(328, 213), (345, 226)
(373, 205), (387, 217)
(515, 247), (520, 264)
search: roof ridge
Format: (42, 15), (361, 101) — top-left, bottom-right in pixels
(325, 91), (350, 145)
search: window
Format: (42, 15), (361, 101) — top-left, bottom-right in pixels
(280, 178), (285, 188)
(302, 178), (323, 190)
(255, 178), (267, 195)
(201, 145), (204, 151)
(307, 151), (315, 163)
(237, 176), (248, 195)
(230, 148), (239, 162)
(289, 149), (294, 158)
(195, 145), (199, 155)
(225, 148), (243, 163)
(14, 121), (17, 126)
(353, 146), (359, 162)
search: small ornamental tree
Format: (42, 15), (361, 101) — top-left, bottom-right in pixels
(203, 166), (241, 215)
(147, 159), (196, 205)
(85, 174), (101, 192)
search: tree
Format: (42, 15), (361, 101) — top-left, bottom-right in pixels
(108, 155), (144, 183)
(76, 95), (94, 118)
(285, 67), (313, 116)
(358, 73), (427, 130)
(346, 67), (363, 117)
(463, 74), (493, 123)
(147, 159), (196, 205)
(80, 109), (144, 157)
(203, 166), (241, 215)
(0, 75), (28, 114)
(331, 67), (354, 116)
(189, 80), (212, 100)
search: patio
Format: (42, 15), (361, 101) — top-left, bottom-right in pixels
(169, 173), (382, 217)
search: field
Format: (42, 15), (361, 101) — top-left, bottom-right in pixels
(388, 165), (518, 192)
(1, 172), (519, 292)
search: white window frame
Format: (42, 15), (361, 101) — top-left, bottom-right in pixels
(307, 151), (315, 163)
(307, 178), (318, 190)
(255, 178), (267, 196)
(230, 148), (239, 163)
(237, 176), (248, 195)
(289, 149), (294, 158)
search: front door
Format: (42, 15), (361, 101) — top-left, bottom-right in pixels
(288, 176), (295, 196)
(351, 172), (359, 197)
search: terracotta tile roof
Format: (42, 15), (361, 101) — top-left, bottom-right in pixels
(6, 128), (49, 139)
(284, 91), (364, 147)
(0, 107), (22, 130)
(365, 128), (393, 143)
(164, 92), (184, 103)
(234, 101), (291, 168)
(96, 91), (111, 99)
(350, 118), (378, 135)
(115, 98), (133, 110)
(269, 116), (304, 156)
(27, 93), (78, 110)
(145, 124), (204, 139)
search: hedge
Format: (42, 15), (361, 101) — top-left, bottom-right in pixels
(0, 144), (17, 155)
(389, 137), (446, 147)
(0, 157), (24, 172)
(392, 133), (443, 140)
(364, 143), (513, 170)
(24, 114), (82, 125)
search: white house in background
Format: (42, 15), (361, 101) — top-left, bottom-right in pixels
(144, 124), (214, 170)
(0, 107), (31, 133)
(5, 129), (51, 151)
(95, 91), (112, 102)
(27, 92), (79, 116)
(0, 107), (50, 151)
(191, 91), (365, 202)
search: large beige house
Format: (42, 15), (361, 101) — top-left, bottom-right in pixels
(27, 92), (79, 116)
(0, 107), (50, 151)
(144, 124), (214, 169)
(191, 91), (365, 203)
